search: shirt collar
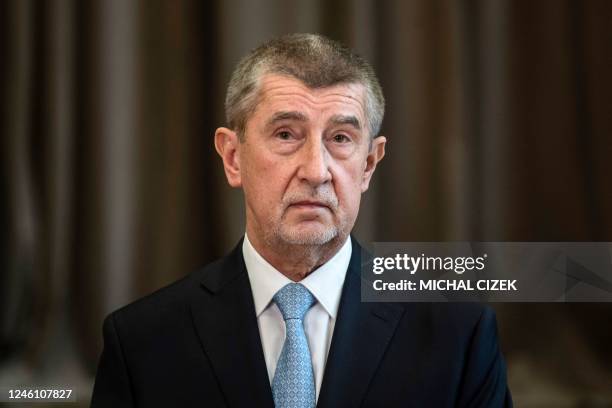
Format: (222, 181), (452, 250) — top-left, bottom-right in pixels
(243, 233), (351, 319)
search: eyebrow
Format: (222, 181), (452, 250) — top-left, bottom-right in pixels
(264, 111), (362, 132)
(265, 111), (308, 129)
(328, 114), (361, 131)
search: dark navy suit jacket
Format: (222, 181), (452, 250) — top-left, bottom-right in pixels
(91, 237), (512, 407)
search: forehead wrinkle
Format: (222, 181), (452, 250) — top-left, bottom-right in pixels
(263, 89), (365, 110)
(258, 77), (367, 113)
(253, 76), (369, 134)
(260, 92), (366, 126)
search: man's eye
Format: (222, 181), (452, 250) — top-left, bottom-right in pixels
(332, 133), (350, 143)
(276, 131), (293, 140)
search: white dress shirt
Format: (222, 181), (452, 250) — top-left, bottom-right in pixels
(242, 234), (351, 401)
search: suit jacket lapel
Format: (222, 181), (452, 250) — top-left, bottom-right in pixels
(317, 237), (405, 408)
(189, 240), (274, 408)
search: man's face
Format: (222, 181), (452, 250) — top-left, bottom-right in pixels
(216, 74), (386, 248)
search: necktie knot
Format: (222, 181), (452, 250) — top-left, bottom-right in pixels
(273, 283), (315, 321)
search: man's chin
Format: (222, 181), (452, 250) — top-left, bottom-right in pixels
(277, 225), (338, 246)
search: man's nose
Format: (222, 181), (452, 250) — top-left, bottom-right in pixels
(297, 139), (332, 186)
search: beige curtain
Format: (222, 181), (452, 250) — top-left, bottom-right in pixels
(2, 0), (611, 405)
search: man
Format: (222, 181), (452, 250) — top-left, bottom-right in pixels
(91, 33), (512, 407)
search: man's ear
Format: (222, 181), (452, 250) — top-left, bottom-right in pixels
(214, 127), (242, 188)
(361, 136), (386, 192)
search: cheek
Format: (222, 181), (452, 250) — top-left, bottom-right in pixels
(242, 151), (289, 203)
(333, 165), (365, 210)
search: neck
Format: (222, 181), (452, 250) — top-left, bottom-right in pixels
(246, 230), (348, 282)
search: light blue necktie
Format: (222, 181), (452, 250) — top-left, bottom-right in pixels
(272, 283), (316, 408)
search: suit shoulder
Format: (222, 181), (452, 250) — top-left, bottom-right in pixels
(107, 256), (226, 328)
(432, 301), (493, 322)
(402, 302), (497, 338)
(434, 302), (495, 326)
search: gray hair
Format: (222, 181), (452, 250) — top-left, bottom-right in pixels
(225, 33), (385, 140)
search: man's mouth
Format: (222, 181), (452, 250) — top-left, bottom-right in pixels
(289, 200), (330, 210)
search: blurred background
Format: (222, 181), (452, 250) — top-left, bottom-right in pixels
(2, 0), (611, 406)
